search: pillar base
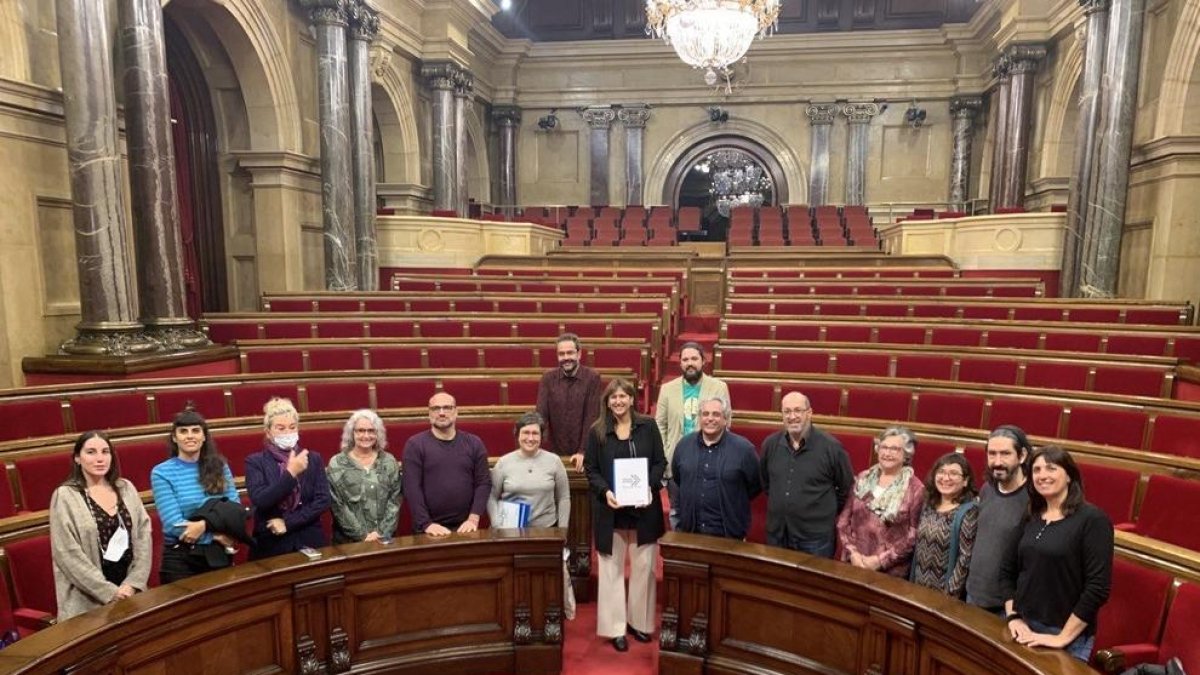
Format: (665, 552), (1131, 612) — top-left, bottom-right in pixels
(59, 326), (161, 356)
(145, 323), (213, 351)
(23, 344), (239, 385)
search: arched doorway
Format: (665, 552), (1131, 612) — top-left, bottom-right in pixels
(664, 135), (787, 240)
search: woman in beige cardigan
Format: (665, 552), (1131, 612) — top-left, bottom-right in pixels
(49, 431), (152, 622)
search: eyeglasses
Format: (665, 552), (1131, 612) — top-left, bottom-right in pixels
(935, 469), (965, 479)
(782, 408), (811, 416)
(429, 405), (456, 413)
(353, 428), (377, 435)
(877, 444), (906, 454)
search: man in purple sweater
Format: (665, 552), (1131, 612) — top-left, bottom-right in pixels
(402, 392), (492, 536)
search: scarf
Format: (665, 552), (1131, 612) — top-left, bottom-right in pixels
(853, 465), (914, 524)
(265, 443), (303, 514)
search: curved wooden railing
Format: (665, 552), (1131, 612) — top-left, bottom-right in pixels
(658, 532), (1095, 675)
(0, 530), (567, 675)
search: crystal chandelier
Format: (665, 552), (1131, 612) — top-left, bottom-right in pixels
(705, 149), (772, 217)
(645, 1), (781, 88)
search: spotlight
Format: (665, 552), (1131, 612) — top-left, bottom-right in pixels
(500, 0), (512, 8)
(537, 109), (559, 131)
(707, 106), (729, 124)
(905, 102), (927, 128)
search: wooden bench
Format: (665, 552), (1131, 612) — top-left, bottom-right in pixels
(728, 278), (1046, 297)
(729, 266), (960, 279)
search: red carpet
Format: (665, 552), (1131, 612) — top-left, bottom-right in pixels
(563, 600), (660, 675)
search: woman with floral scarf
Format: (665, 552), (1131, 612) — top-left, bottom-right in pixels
(835, 426), (925, 578)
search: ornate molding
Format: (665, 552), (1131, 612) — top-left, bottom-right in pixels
(421, 61), (460, 91)
(299, 0), (349, 27)
(659, 607), (679, 651)
(60, 329), (160, 356)
(146, 326), (212, 351)
(543, 606), (563, 644)
(369, 46), (392, 80)
(346, 1), (379, 42)
(583, 106), (617, 130)
(806, 103), (839, 125)
(618, 104), (651, 128)
(513, 605), (533, 644)
(1006, 44), (1047, 74)
(453, 70), (474, 98)
(992, 54), (1012, 81)
(841, 102), (881, 124)
(296, 634), (322, 675)
(685, 612), (709, 655)
(491, 105), (522, 126)
(329, 627), (351, 673)
(950, 96), (984, 118)
(1079, 0), (1110, 14)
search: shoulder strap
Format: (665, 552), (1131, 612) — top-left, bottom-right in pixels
(944, 502), (975, 585)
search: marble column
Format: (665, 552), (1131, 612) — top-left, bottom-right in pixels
(492, 106), (521, 214)
(1079, 0), (1145, 297)
(302, 0), (356, 290)
(421, 62), (459, 213)
(999, 44), (1046, 210)
(583, 106), (616, 206)
(1062, 0), (1111, 297)
(454, 73), (473, 218)
(987, 56), (1011, 212)
(618, 104), (651, 205)
(54, 0), (157, 355)
(347, 1), (379, 290)
(842, 102), (880, 206)
(948, 97), (983, 212)
(118, 0), (208, 348)
(806, 104), (838, 206)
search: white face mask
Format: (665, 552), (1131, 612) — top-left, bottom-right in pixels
(274, 432), (299, 450)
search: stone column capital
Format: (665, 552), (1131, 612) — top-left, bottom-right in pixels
(806, 103), (839, 125)
(492, 105), (522, 126)
(950, 96), (984, 118)
(841, 102), (881, 124)
(618, 104), (651, 128)
(299, 0), (349, 26)
(992, 54), (1012, 80)
(583, 106), (617, 130)
(421, 61), (460, 91)
(347, 1), (380, 41)
(1006, 44), (1047, 73)
(454, 71), (474, 98)
(1079, 0), (1110, 14)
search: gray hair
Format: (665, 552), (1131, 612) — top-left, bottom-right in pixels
(340, 409), (388, 453)
(876, 425), (918, 463)
(699, 396), (732, 420)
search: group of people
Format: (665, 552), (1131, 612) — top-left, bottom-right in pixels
(47, 332), (1113, 664)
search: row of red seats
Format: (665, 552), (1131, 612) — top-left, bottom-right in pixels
(721, 376), (1199, 459)
(524, 205), (701, 232)
(387, 278), (678, 295)
(730, 205), (878, 247)
(727, 299), (1189, 326)
(728, 281), (1043, 297)
(715, 344), (1176, 399)
(264, 297), (670, 315)
(722, 319), (1200, 362)
(728, 267), (959, 279)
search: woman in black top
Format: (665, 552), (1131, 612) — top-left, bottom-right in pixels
(584, 378), (666, 652)
(1001, 446), (1113, 661)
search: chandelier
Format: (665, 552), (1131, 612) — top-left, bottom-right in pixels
(645, 1), (781, 88)
(704, 149), (772, 217)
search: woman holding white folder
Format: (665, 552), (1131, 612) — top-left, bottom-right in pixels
(487, 411), (575, 619)
(584, 378), (666, 653)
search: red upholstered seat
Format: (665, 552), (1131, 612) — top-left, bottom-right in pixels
(985, 329), (1040, 349)
(4, 536), (55, 631)
(483, 347), (537, 369)
(1077, 462), (1138, 526)
(799, 384), (841, 417)
(910, 304), (958, 318)
(961, 447), (987, 484)
(316, 299), (359, 312)
(506, 380), (539, 406)
(448, 380), (503, 407)
(266, 299), (313, 312)
(914, 392), (985, 429)
(306, 381), (370, 413)
(1157, 582), (1200, 672)
(720, 349), (771, 373)
(962, 306), (1010, 320)
(466, 321), (514, 338)
(427, 346), (480, 369)
(593, 347), (644, 378)
(0, 399), (66, 442)
(1065, 406), (1147, 450)
(1068, 308), (1121, 323)
(1148, 414), (1200, 459)
(862, 303), (908, 318)
(361, 299), (408, 312)
(930, 327), (982, 347)
(912, 441), (957, 485)
(844, 387), (910, 423)
(496, 300), (539, 313)
(835, 353), (890, 377)
(71, 392), (151, 432)
(725, 323), (771, 340)
(838, 433), (876, 472)
(367, 320), (415, 338)
(610, 324), (653, 342)
(315, 320), (364, 338)
(263, 321), (312, 339)
(1092, 365), (1169, 397)
(773, 324), (821, 341)
(1023, 361), (1089, 392)
(727, 381), (774, 413)
(375, 380), (437, 409)
(0, 465), (14, 517)
(818, 303), (860, 317)
(1044, 332), (1103, 353)
(308, 348), (366, 372)
(301, 427), (343, 455)
(154, 386), (227, 422)
(244, 349), (304, 374)
(368, 346), (422, 370)
(988, 398), (1062, 438)
(212, 429), (265, 475)
(1012, 307), (1063, 323)
(1133, 474), (1200, 550)
(957, 358), (1019, 386)
(824, 325), (871, 343)
(459, 420), (515, 456)
(876, 326), (926, 345)
(728, 300), (772, 315)
(1105, 334), (1170, 357)
(516, 322), (561, 340)
(230, 383), (300, 417)
(418, 321), (466, 338)
(1125, 308), (1185, 326)
(1092, 557), (1173, 668)
(118, 439), (168, 492)
(894, 354), (953, 381)
(774, 351), (830, 375)
(536, 347), (557, 368)
(205, 321), (259, 343)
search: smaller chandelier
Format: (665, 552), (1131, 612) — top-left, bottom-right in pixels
(646, 0), (781, 87)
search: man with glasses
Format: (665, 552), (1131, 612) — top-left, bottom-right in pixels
(759, 391), (853, 557)
(536, 333), (601, 471)
(401, 392), (492, 536)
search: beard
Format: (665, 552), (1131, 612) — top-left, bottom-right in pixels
(560, 360), (578, 374)
(683, 366), (702, 384)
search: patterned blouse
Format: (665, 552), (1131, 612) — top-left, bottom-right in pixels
(326, 450), (403, 542)
(911, 502), (979, 598)
(835, 470), (925, 578)
(84, 490), (133, 584)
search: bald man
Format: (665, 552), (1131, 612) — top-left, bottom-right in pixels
(758, 391), (853, 557)
(401, 392), (492, 536)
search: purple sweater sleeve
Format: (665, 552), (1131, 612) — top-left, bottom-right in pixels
(402, 438), (431, 532)
(469, 435), (492, 518)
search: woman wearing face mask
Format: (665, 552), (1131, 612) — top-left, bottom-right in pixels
(151, 407), (241, 583)
(487, 411), (575, 619)
(245, 397), (331, 559)
(50, 431), (152, 621)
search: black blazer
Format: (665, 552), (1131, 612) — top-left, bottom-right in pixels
(584, 415), (667, 555)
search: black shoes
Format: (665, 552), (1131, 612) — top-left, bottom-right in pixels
(611, 636), (628, 652)
(627, 624), (652, 643)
